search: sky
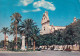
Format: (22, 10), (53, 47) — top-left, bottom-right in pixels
(0, 0), (80, 41)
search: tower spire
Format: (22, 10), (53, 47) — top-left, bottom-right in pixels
(41, 11), (50, 25)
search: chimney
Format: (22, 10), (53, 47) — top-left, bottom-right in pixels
(73, 17), (76, 22)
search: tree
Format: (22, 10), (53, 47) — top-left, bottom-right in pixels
(7, 40), (15, 51)
(35, 35), (43, 47)
(0, 40), (4, 48)
(64, 26), (75, 45)
(10, 12), (22, 50)
(70, 19), (80, 50)
(18, 19), (39, 50)
(18, 19), (30, 50)
(36, 34), (53, 49)
(62, 19), (80, 50)
(1, 27), (9, 49)
(31, 24), (39, 51)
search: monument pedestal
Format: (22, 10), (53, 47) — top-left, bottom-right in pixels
(21, 36), (26, 51)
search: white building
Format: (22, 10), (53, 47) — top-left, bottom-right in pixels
(40, 11), (66, 35)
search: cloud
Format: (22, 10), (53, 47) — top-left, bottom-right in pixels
(22, 10), (30, 13)
(22, 8), (41, 13)
(18, 0), (34, 6)
(32, 8), (41, 12)
(33, 0), (56, 11)
(19, 0), (56, 13)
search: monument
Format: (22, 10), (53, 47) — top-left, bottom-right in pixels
(21, 36), (26, 51)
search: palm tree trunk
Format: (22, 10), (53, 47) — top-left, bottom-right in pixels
(72, 45), (73, 51)
(26, 37), (28, 50)
(4, 33), (6, 49)
(79, 45), (80, 51)
(15, 24), (18, 50)
(62, 45), (64, 51)
(33, 40), (35, 51)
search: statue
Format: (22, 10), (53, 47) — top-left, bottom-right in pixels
(21, 36), (26, 51)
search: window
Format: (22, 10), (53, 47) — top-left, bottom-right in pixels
(44, 27), (45, 30)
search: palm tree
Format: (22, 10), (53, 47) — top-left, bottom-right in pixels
(10, 12), (22, 50)
(1, 27), (9, 49)
(24, 19), (39, 51)
(18, 20), (28, 50)
(18, 19), (33, 50)
(9, 26), (16, 36)
(9, 26), (16, 50)
(31, 26), (39, 51)
(19, 19), (39, 50)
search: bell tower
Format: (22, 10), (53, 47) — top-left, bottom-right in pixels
(40, 11), (50, 35)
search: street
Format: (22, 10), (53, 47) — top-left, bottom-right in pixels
(0, 50), (80, 56)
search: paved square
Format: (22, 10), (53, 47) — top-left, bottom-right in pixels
(0, 51), (80, 56)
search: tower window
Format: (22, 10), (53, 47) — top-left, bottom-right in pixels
(44, 27), (45, 30)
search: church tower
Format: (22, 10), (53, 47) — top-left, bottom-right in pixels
(40, 11), (51, 35)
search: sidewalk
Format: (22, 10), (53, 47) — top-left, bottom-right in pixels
(0, 51), (41, 53)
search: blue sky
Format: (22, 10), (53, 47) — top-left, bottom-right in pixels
(0, 0), (80, 41)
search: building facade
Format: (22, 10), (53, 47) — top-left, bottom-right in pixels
(40, 11), (66, 35)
